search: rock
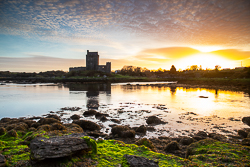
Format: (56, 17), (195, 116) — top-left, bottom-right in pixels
(134, 125), (147, 134)
(164, 141), (180, 152)
(238, 129), (248, 138)
(123, 154), (159, 167)
(180, 137), (194, 145)
(121, 130), (135, 138)
(192, 135), (203, 141)
(46, 114), (61, 121)
(0, 154), (6, 167)
(146, 116), (166, 125)
(23, 120), (36, 127)
(31, 122), (40, 128)
(29, 135), (91, 161)
(70, 114), (80, 120)
(242, 138), (250, 146)
(38, 118), (61, 125)
(110, 119), (121, 124)
(196, 131), (208, 138)
(100, 116), (108, 122)
(111, 125), (130, 137)
(0, 118), (11, 123)
(7, 129), (18, 137)
(83, 110), (97, 116)
(208, 133), (227, 142)
(73, 120), (101, 131)
(242, 117), (250, 126)
(95, 112), (109, 119)
(0, 127), (6, 136)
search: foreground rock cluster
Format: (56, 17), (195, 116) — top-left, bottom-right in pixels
(0, 112), (250, 166)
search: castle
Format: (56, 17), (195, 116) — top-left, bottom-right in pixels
(69, 50), (111, 73)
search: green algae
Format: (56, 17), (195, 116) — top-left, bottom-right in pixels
(82, 136), (98, 154)
(94, 139), (188, 167)
(187, 139), (250, 166)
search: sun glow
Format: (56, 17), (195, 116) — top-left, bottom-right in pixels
(175, 53), (233, 70)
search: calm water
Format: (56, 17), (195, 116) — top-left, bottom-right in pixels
(0, 82), (249, 137)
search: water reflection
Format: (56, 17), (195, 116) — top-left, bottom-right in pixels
(66, 83), (111, 110)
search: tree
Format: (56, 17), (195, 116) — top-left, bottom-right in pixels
(215, 65), (221, 71)
(190, 65), (198, 71)
(170, 65), (176, 73)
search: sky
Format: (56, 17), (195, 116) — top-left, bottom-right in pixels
(0, 0), (250, 72)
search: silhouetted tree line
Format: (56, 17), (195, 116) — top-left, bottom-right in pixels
(0, 70), (67, 78)
(117, 65), (250, 79)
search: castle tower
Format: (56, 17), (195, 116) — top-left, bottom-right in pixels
(106, 62), (111, 73)
(86, 50), (99, 71)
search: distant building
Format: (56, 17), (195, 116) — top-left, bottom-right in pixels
(69, 50), (111, 73)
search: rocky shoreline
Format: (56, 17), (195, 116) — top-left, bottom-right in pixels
(0, 109), (250, 166)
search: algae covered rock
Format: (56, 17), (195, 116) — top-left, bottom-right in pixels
(121, 130), (135, 138)
(111, 125), (130, 137)
(51, 123), (66, 131)
(73, 120), (101, 131)
(37, 124), (52, 131)
(38, 118), (61, 125)
(29, 134), (91, 160)
(123, 154), (159, 167)
(65, 123), (83, 133)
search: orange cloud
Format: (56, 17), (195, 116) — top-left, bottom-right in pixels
(210, 49), (250, 60)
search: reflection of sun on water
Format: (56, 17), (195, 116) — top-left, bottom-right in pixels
(177, 53), (233, 70)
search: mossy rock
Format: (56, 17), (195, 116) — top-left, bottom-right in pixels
(136, 138), (156, 151)
(186, 138), (250, 166)
(7, 129), (18, 137)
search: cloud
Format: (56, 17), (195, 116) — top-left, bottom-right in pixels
(0, 0), (249, 49)
(211, 49), (250, 60)
(137, 47), (201, 60)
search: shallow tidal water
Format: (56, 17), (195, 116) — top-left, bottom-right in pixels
(0, 82), (249, 137)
